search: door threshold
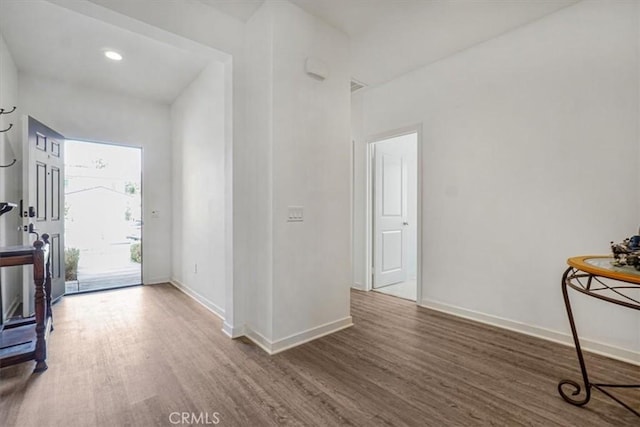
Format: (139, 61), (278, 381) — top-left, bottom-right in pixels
(65, 283), (143, 297)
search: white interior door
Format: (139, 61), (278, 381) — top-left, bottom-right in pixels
(22, 116), (65, 315)
(373, 142), (408, 288)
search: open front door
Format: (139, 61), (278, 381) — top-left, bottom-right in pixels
(373, 142), (408, 288)
(22, 116), (65, 315)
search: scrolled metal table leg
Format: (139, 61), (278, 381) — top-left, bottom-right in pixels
(558, 267), (591, 406)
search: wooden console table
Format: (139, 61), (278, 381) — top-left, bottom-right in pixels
(558, 256), (640, 416)
(0, 239), (51, 372)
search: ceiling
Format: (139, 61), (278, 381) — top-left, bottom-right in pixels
(0, 0), (214, 104)
(199, 0), (264, 22)
(200, 0), (578, 87)
(0, 0), (579, 103)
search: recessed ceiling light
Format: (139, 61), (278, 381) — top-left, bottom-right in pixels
(104, 51), (123, 61)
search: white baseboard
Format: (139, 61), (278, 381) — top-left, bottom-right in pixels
(420, 298), (640, 366)
(351, 282), (365, 291)
(222, 321), (245, 339)
(144, 277), (171, 285)
(244, 328), (273, 353)
(244, 316), (354, 355)
(170, 280), (225, 320)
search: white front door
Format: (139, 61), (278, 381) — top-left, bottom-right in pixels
(373, 141), (408, 288)
(22, 116), (65, 315)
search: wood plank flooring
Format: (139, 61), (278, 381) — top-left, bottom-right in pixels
(1, 284), (638, 426)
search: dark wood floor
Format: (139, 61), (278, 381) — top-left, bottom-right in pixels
(1, 284), (638, 426)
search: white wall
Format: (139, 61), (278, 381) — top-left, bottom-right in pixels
(270, 1), (352, 345)
(19, 73), (172, 284)
(171, 61), (227, 317)
(241, 0), (352, 352)
(353, 0), (640, 361)
(0, 33), (22, 321)
(241, 3), (274, 342)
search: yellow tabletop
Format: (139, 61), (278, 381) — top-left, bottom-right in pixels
(567, 255), (640, 285)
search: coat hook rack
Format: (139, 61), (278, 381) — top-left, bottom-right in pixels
(0, 159), (17, 168)
(0, 106), (16, 115)
(1, 106), (17, 167)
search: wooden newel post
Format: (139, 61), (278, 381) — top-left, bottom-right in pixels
(33, 239), (48, 373)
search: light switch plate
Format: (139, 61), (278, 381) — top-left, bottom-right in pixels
(287, 206), (304, 222)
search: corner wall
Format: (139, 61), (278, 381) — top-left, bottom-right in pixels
(171, 61), (228, 317)
(270, 0), (352, 345)
(353, 0), (640, 361)
(240, 3), (275, 341)
(19, 74), (173, 284)
(242, 0), (352, 352)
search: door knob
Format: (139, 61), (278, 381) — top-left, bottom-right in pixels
(403, 221), (409, 226)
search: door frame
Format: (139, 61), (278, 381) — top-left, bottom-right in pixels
(365, 124), (423, 304)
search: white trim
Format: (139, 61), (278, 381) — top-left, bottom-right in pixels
(143, 277), (171, 285)
(244, 328), (274, 354)
(365, 124), (423, 305)
(351, 281), (365, 291)
(350, 139), (355, 300)
(170, 280), (225, 320)
(420, 298), (640, 366)
(223, 57), (236, 343)
(271, 316), (353, 354)
(365, 142), (373, 291)
(415, 125), (423, 305)
(222, 321), (245, 339)
(244, 316), (354, 355)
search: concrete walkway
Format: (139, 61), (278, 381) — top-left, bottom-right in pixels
(65, 245), (141, 294)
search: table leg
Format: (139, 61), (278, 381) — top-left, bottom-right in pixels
(558, 267), (591, 406)
(33, 242), (48, 373)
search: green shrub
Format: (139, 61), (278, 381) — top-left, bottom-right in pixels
(130, 242), (142, 264)
(65, 248), (80, 281)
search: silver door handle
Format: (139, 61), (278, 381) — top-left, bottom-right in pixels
(403, 222), (409, 226)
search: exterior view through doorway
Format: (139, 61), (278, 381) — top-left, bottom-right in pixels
(64, 140), (142, 294)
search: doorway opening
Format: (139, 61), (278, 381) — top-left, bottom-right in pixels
(368, 131), (419, 302)
(64, 140), (142, 294)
